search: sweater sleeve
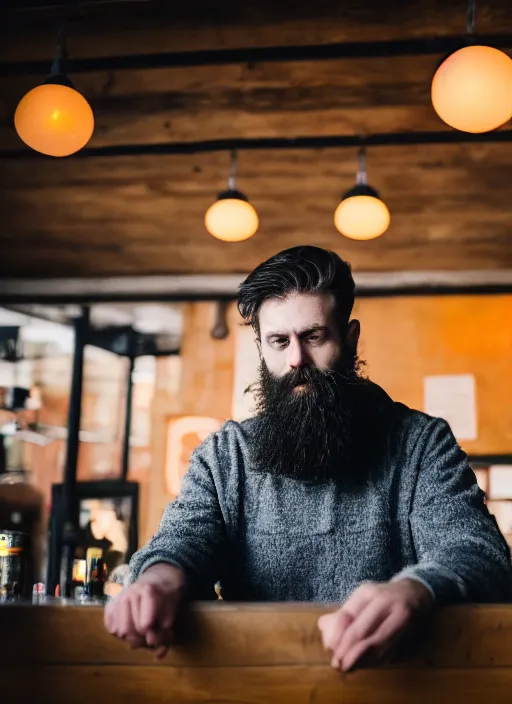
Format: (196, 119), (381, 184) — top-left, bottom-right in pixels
(392, 418), (512, 604)
(128, 435), (227, 598)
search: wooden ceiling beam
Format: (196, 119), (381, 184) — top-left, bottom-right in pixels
(2, 0), (512, 62)
(0, 1), (487, 62)
(2, 271), (512, 305)
(2, 34), (512, 77)
(3, 130), (512, 160)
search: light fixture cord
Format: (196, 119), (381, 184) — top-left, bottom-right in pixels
(356, 145), (368, 186)
(50, 24), (68, 76)
(228, 150), (237, 190)
(466, 0), (476, 35)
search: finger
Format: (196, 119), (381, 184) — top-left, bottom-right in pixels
(144, 608), (176, 649)
(129, 594), (159, 649)
(340, 639), (388, 673)
(319, 610), (354, 653)
(105, 595), (126, 633)
(341, 631), (398, 673)
(125, 634), (145, 650)
(115, 596), (137, 640)
(318, 612), (334, 633)
(139, 587), (159, 631)
(342, 583), (379, 616)
(129, 591), (143, 633)
(331, 599), (389, 668)
(146, 628), (164, 649)
(145, 619), (176, 649)
(341, 610), (408, 672)
(319, 585), (376, 654)
(154, 646), (168, 661)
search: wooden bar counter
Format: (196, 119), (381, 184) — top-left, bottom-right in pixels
(1, 602), (512, 703)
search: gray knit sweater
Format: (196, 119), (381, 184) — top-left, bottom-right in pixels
(130, 384), (512, 604)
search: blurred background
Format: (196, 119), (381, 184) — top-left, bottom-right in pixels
(0, 0), (511, 593)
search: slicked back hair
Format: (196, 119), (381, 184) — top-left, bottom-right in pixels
(238, 246), (356, 337)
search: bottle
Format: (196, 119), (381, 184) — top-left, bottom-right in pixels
(0, 530), (29, 600)
(0, 434), (44, 590)
(85, 547), (106, 600)
(32, 582), (45, 604)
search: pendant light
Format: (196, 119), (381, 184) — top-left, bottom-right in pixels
(14, 28), (94, 157)
(205, 151), (259, 242)
(431, 0), (512, 133)
(334, 146), (390, 241)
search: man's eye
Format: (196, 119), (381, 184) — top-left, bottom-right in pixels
(307, 335), (321, 343)
(273, 338), (288, 348)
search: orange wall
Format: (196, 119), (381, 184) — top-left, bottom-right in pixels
(143, 302), (239, 542)
(355, 294), (512, 455)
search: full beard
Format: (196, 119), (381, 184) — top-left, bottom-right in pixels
(250, 356), (364, 483)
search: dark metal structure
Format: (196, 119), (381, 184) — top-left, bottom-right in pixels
(121, 354), (135, 482)
(59, 307), (89, 597)
(1, 34), (512, 77)
(46, 311), (177, 596)
(1, 285), (512, 307)
(2, 129), (512, 161)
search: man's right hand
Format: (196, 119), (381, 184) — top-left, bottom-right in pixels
(104, 563), (187, 660)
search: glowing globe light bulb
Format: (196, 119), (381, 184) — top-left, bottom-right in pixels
(205, 151), (258, 242)
(334, 187), (390, 241)
(431, 45), (512, 133)
(15, 79), (94, 157)
(334, 147), (390, 241)
(205, 191), (259, 242)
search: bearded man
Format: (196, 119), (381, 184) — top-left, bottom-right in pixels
(105, 246), (512, 671)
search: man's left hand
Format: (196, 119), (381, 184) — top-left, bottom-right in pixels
(317, 578), (434, 672)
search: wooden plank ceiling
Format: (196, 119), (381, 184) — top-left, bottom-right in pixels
(0, 0), (511, 278)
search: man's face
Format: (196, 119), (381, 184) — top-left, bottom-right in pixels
(258, 292), (349, 379)
(250, 292), (362, 482)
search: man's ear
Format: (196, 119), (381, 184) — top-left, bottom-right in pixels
(346, 320), (360, 353)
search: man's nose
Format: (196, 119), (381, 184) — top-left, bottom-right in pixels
(287, 338), (307, 369)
